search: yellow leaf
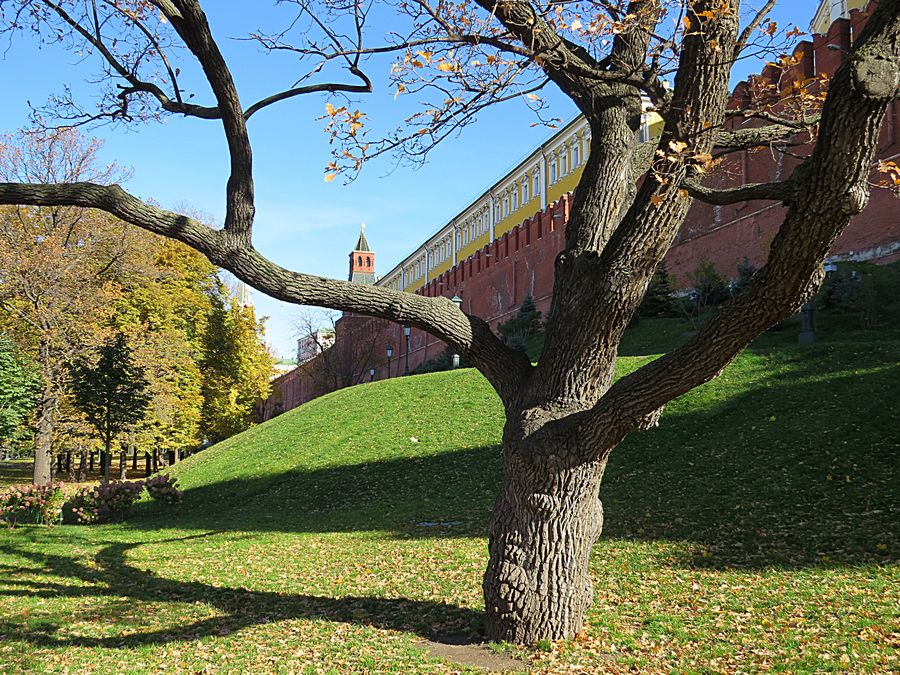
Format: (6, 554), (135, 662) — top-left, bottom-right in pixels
(324, 173), (337, 182)
(325, 102), (335, 116)
(437, 62), (457, 72)
(668, 140), (688, 154)
(650, 194), (664, 206)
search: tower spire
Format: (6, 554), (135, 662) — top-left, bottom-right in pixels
(349, 224), (376, 284)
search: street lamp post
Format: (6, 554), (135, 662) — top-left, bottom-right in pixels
(451, 295), (463, 369)
(799, 302), (816, 345)
(369, 367), (376, 382)
(403, 326), (411, 375)
(386, 344), (393, 379)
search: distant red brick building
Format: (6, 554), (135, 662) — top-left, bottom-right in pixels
(260, 1), (899, 420)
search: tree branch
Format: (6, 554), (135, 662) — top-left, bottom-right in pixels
(158, 0), (255, 246)
(0, 181), (530, 399)
(243, 67), (372, 120)
(682, 178), (794, 205)
(713, 121), (814, 151)
(584, 0), (900, 454)
(734, 0), (777, 58)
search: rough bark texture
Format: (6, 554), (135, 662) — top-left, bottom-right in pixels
(484, 428), (608, 642)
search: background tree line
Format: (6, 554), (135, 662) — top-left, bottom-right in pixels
(0, 129), (274, 484)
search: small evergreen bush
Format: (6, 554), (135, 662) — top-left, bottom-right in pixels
(637, 264), (677, 318)
(0, 483), (65, 527)
(497, 295), (542, 351)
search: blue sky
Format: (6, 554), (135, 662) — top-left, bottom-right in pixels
(0, 1), (819, 357)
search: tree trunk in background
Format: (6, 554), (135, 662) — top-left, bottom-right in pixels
(101, 429), (112, 482)
(32, 387), (57, 485)
(132, 451), (138, 472)
(76, 452), (86, 482)
(89, 452), (94, 472)
(152, 450), (158, 474)
(118, 451), (127, 479)
(483, 435), (609, 642)
(145, 452), (151, 476)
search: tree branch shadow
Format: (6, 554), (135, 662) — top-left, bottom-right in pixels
(0, 533), (483, 650)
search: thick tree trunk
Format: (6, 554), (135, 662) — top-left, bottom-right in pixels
(145, 452), (151, 476)
(483, 437), (608, 643)
(118, 451), (127, 479)
(131, 451), (138, 472)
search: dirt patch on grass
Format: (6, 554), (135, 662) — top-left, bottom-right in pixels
(420, 637), (529, 672)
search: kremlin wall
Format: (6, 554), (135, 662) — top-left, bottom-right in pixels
(257, 0), (900, 421)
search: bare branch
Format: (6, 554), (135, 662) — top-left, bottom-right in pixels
(682, 178), (794, 205)
(734, 0), (777, 58)
(243, 67), (372, 120)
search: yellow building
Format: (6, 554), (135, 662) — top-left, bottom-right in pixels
(379, 108), (663, 294)
(809, 0), (868, 34)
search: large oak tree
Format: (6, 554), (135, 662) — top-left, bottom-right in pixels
(0, 0), (897, 643)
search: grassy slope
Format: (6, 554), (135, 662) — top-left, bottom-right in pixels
(0, 327), (897, 673)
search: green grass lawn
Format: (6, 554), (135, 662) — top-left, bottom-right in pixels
(1, 326), (897, 672)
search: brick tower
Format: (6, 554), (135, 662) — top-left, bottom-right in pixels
(348, 223), (375, 284)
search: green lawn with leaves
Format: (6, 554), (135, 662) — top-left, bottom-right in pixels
(1, 321), (898, 673)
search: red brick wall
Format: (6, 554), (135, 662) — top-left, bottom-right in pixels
(260, 1), (900, 420)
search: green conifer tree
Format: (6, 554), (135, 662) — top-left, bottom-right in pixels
(0, 335), (40, 448)
(70, 333), (150, 481)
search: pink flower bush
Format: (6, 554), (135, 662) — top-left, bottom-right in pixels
(67, 480), (145, 524)
(0, 483), (65, 527)
(144, 474), (182, 504)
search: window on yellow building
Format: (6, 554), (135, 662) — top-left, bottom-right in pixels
(550, 160), (557, 184)
(573, 140), (580, 166)
(534, 171), (540, 195)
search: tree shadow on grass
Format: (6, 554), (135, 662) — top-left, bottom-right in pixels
(0, 532), (483, 650)
(128, 443), (503, 538)
(124, 344), (899, 571)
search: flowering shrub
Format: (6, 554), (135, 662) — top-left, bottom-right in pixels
(0, 483), (65, 527)
(66, 480), (145, 524)
(144, 474), (182, 504)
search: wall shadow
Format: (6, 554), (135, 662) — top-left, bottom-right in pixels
(120, 346), (899, 571)
(0, 534), (483, 650)
(601, 350), (899, 570)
